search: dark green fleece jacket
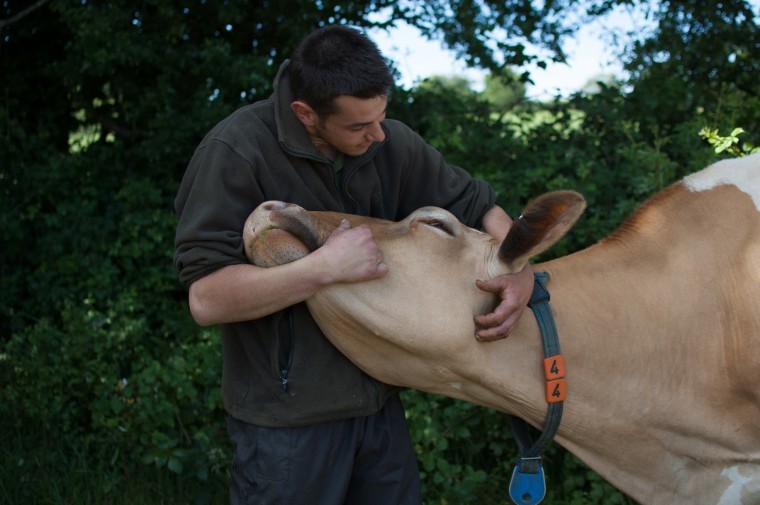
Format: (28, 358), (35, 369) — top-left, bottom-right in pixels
(173, 61), (497, 427)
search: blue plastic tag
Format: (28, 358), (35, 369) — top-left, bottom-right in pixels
(509, 464), (546, 505)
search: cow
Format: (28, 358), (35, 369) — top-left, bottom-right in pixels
(243, 153), (760, 505)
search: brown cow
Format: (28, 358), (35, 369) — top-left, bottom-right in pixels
(243, 153), (760, 505)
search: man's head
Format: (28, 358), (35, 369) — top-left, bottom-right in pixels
(289, 25), (393, 117)
(289, 26), (393, 157)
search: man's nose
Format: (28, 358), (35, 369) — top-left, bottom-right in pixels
(366, 122), (385, 142)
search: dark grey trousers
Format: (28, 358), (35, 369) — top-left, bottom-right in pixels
(227, 394), (422, 505)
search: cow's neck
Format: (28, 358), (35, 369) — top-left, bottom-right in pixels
(525, 223), (760, 504)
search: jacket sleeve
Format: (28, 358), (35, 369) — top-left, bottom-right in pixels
(390, 121), (497, 229)
(173, 139), (263, 289)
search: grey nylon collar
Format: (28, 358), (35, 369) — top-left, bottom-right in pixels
(508, 271), (565, 505)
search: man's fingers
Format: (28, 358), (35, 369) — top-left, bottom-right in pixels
(473, 269), (533, 342)
(474, 309), (518, 341)
(475, 278), (500, 294)
(475, 327), (510, 342)
(474, 317), (509, 340)
(473, 303), (507, 327)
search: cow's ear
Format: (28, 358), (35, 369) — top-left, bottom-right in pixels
(498, 191), (585, 270)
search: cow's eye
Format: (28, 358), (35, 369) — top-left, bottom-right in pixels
(420, 218), (454, 237)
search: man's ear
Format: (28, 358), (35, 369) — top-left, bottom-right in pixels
(290, 100), (318, 127)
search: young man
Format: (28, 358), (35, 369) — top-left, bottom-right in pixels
(174, 25), (533, 504)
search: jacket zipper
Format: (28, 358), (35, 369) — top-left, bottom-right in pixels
(339, 165), (360, 214)
(280, 308), (295, 392)
(337, 132), (389, 213)
(282, 141), (380, 215)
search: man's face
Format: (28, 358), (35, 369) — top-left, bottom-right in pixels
(314, 94), (387, 157)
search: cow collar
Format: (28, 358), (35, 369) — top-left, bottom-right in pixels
(508, 271), (565, 505)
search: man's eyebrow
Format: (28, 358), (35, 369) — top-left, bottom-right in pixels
(346, 108), (387, 127)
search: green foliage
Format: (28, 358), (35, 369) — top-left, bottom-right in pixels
(482, 68), (528, 111)
(551, 452), (633, 505)
(2, 0), (759, 503)
(0, 288), (227, 486)
(403, 391), (632, 505)
(621, 0), (760, 153)
(403, 392), (517, 504)
(1, 430), (227, 504)
(699, 127), (759, 157)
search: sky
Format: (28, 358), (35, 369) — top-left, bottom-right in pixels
(367, 6), (648, 99)
(367, 3), (758, 99)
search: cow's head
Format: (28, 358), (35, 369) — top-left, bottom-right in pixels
(243, 191), (585, 389)
(245, 191), (585, 274)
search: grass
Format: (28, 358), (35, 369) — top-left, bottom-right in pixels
(1, 430), (227, 505)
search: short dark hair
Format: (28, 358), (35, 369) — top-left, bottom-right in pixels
(289, 25), (394, 117)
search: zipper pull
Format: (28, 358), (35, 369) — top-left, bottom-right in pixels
(280, 370), (289, 392)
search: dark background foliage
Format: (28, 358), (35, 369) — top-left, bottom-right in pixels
(1, 0), (758, 503)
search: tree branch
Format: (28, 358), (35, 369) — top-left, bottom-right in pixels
(0, 0), (51, 33)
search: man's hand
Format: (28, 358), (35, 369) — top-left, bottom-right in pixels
(318, 219), (389, 283)
(473, 263), (533, 341)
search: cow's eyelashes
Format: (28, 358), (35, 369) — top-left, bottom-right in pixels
(420, 218), (454, 236)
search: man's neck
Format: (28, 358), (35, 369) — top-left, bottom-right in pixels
(308, 134), (337, 160)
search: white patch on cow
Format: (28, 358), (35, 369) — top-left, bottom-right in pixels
(449, 382), (463, 390)
(717, 466), (752, 505)
(682, 153), (760, 211)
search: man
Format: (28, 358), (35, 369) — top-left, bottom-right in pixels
(174, 25), (533, 505)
